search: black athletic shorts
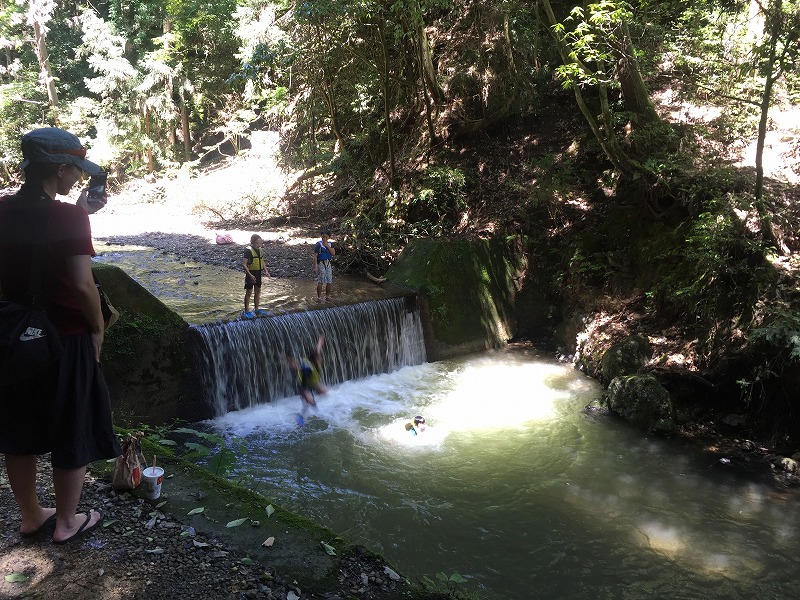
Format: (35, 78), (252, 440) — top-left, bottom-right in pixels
(244, 270), (262, 290)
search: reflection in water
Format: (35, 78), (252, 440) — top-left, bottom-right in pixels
(204, 349), (800, 599)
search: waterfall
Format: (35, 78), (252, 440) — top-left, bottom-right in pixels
(191, 296), (427, 416)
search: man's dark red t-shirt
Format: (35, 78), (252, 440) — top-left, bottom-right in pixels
(0, 184), (96, 336)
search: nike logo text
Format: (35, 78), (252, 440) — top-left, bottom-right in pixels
(19, 327), (45, 342)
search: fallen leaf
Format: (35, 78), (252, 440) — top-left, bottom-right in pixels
(384, 566), (401, 581)
(262, 537), (275, 547)
(265, 505), (275, 518)
(144, 514), (157, 530)
(193, 540), (210, 548)
(187, 507), (205, 515)
(287, 592), (299, 600)
(102, 519), (118, 528)
(121, 530), (134, 537)
(240, 557), (255, 566)
(4, 573), (28, 583)
(320, 541), (336, 556)
(145, 548), (165, 554)
(226, 517), (248, 528)
(155, 501), (167, 509)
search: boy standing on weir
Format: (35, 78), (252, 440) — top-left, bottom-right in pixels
(313, 227), (335, 302)
(242, 233), (270, 318)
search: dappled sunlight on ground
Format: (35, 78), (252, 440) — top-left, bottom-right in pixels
(0, 545), (57, 596)
(653, 89), (800, 186)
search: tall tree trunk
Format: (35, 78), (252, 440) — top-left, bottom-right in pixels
(180, 96), (191, 159)
(377, 16), (397, 188)
(163, 17), (176, 149)
(144, 105), (154, 173)
(414, 32), (437, 146)
(532, 2), (542, 73)
(613, 20), (659, 127)
(413, 8), (443, 104)
(754, 0), (781, 250)
(320, 63), (344, 154)
(31, 13), (58, 107)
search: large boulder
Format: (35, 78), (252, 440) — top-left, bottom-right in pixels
(385, 237), (526, 360)
(600, 334), (652, 384)
(93, 263), (195, 425)
(605, 374), (675, 434)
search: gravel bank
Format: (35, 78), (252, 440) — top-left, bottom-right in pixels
(0, 458), (415, 600)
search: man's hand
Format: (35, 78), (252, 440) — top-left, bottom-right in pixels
(91, 330), (104, 362)
(76, 188), (107, 214)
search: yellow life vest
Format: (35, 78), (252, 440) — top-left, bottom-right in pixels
(247, 246), (264, 271)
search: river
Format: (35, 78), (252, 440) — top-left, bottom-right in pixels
(206, 347), (799, 599)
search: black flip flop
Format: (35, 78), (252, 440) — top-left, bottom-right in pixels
(53, 511), (104, 545)
(20, 513), (57, 538)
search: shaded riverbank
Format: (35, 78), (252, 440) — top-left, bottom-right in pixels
(0, 454), (426, 600)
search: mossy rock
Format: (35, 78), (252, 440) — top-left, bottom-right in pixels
(385, 237), (526, 359)
(599, 334), (652, 385)
(93, 263), (194, 425)
(604, 374), (676, 435)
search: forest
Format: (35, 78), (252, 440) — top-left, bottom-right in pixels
(2, 0), (800, 443)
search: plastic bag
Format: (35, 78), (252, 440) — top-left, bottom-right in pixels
(112, 432), (145, 491)
(215, 233), (234, 245)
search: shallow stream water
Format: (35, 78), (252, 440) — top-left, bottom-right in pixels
(96, 248), (800, 598)
(207, 348), (800, 599)
(93, 247), (404, 323)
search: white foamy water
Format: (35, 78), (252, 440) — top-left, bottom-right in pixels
(202, 349), (800, 599)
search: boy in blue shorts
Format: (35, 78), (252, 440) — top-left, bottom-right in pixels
(242, 234), (270, 318)
(313, 228), (335, 302)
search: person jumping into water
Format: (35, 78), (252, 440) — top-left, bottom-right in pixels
(286, 335), (328, 426)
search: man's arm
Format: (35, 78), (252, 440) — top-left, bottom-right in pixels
(64, 254), (104, 361)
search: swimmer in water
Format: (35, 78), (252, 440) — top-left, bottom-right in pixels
(404, 415), (426, 436)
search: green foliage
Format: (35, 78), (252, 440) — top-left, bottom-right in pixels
(749, 304), (800, 360)
(139, 424), (248, 480)
(555, 2), (632, 89)
(406, 166), (468, 226)
(420, 571), (480, 599)
(645, 196), (770, 327)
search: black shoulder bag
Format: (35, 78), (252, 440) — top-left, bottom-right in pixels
(0, 203), (64, 385)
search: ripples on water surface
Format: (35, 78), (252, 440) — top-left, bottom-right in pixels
(207, 348), (800, 599)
